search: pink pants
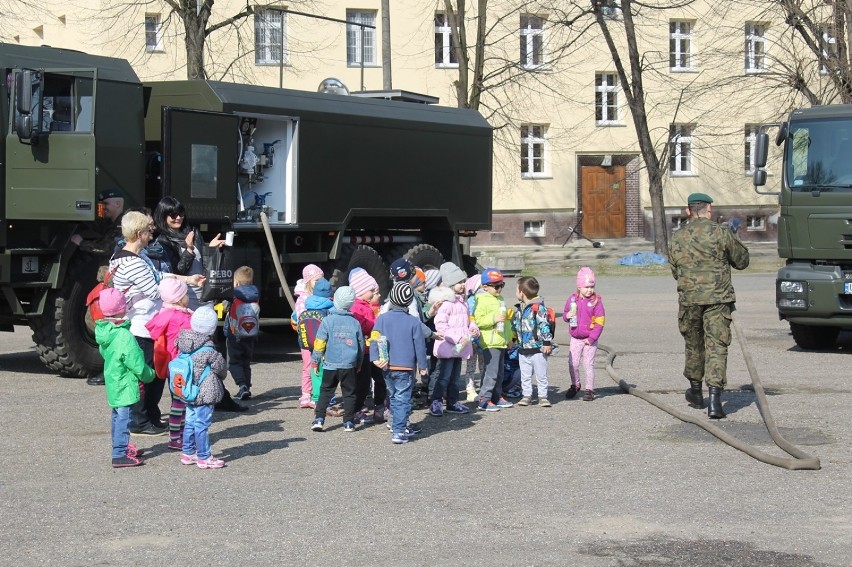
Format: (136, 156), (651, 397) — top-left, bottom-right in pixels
(300, 349), (312, 397)
(568, 337), (597, 391)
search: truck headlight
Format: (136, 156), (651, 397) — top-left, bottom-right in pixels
(777, 280), (807, 309)
(779, 281), (804, 293)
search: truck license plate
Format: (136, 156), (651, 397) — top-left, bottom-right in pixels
(845, 282), (852, 295)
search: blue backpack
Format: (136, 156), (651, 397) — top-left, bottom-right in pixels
(168, 346), (214, 403)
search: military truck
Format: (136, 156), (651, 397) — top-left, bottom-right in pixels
(753, 105), (852, 349)
(1, 43), (492, 377)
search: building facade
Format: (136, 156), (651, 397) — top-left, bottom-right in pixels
(2, 1), (836, 245)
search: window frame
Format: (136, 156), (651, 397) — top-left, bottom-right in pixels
(669, 124), (694, 175)
(347, 10), (377, 66)
(744, 22), (767, 73)
(520, 123), (549, 179)
(746, 215), (766, 231)
(434, 13), (458, 68)
(523, 220), (546, 237)
(520, 14), (545, 69)
(254, 9), (287, 66)
(669, 20), (693, 71)
(595, 72), (620, 125)
(144, 14), (163, 53)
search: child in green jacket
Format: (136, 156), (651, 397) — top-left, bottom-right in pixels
(95, 288), (156, 468)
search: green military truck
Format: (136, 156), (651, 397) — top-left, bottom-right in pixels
(753, 105), (852, 349)
(1, 43), (492, 377)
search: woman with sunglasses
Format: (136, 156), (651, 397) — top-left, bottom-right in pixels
(152, 196), (225, 310)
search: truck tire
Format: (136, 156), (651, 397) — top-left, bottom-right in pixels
(403, 244), (444, 271)
(30, 262), (103, 378)
(789, 322), (840, 350)
(335, 245), (391, 298)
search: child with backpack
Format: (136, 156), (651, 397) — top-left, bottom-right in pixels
(175, 306), (228, 469)
(511, 276), (554, 407)
(296, 277), (334, 408)
(564, 267), (606, 401)
(95, 288), (156, 468)
(292, 264), (324, 407)
(225, 266), (260, 401)
(145, 278), (194, 450)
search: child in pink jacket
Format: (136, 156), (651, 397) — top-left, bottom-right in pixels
(145, 278), (193, 449)
(293, 264), (325, 408)
(563, 267), (606, 401)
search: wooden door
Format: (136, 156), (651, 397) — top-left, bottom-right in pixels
(580, 165), (626, 238)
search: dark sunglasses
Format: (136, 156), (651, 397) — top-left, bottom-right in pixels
(487, 282), (505, 290)
(168, 212), (185, 219)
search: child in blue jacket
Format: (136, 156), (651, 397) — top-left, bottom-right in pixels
(311, 286), (364, 432)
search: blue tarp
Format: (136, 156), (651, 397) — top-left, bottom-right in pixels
(618, 252), (669, 266)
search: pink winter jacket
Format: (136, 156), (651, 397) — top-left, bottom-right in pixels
(433, 288), (479, 359)
(145, 306), (193, 360)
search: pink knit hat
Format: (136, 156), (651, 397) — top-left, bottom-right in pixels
(99, 288), (127, 317)
(348, 267), (379, 298)
(158, 278), (187, 304)
(302, 264), (324, 283)
(577, 266), (596, 288)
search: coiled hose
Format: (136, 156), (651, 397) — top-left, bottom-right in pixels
(599, 313), (821, 470)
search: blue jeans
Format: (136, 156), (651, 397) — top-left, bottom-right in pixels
(183, 404), (214, 460)
(384, 370), (414, 435)
(431, 358), (461, 406)
(111, 406), (132, 459)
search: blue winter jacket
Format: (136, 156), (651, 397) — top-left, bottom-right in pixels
(311, 309), (363, 370)
(370, 306), (428, 370)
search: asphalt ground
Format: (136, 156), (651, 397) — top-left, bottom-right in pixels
(0, 270), (850, 566)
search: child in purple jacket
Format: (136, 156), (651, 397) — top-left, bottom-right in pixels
(563, 267), (606, 401)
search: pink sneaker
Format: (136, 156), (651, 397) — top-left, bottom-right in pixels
(299, 397), (316, 409)
(180, 453), (197, 465)
(126, 442), (144, 458)
(197, 456), (226, 469)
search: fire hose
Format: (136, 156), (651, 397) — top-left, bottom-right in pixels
(599, 312), (821, 471)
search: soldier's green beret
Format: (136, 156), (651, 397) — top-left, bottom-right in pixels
(98, 188), (125, 201)
(687, 192), (713, 204)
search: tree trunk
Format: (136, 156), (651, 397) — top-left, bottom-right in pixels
(184, 2), (209, 80)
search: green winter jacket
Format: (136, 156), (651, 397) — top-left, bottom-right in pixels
(668, 217), (750, 306)
(95, 319), (155, 408)
(472, 291), (512, 349)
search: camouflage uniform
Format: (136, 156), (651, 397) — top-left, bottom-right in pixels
(668, 217), (749, 388)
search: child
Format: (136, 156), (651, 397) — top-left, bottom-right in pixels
(296, 277), (334, 407)
(463, 274), (484, 402)
(95, 288), (156, 468)
(503, 341), (523, 398)
(178, 306), (228, 469)
(511, 276), (554, 407)
(472, 267), (514, 412)
(225, 266), (260, 401)
(145, 278), (193, 450)
(293, 264), (324, 407)
(310, 286), (364, 432)
(564, 267), (606, 401)
(348, 267), (387, 423)
(430, 262), (479, 416)
(371, 282), (428, 444)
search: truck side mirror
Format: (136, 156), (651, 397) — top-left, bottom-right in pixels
(753, 169), (767, 187)
(14, 69), (38, 142)
(755, 132), (769, 168)
(15, 70), (32, 115)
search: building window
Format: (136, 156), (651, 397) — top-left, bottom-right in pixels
(744, 124), (759, 173)
(524, 220), (545, 237)
(255, 9), (286, 65)
(745, 23), (767, 72)
(669, 124), (693, 175)
(595, 73), (619, 125)
(821, 26), (837, 75)
(670, 20), (693, 71)
(520, 15), (545, 69)
(145, 14), (162, 52)
(347, 10), (376, 65)
(672, 216), (686, 231)
(521, 124), (548, 178)
(435, 13), (458, 68)
(746, 215), (766, 231)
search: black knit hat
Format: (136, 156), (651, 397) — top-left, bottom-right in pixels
(389, 281), (414, 307)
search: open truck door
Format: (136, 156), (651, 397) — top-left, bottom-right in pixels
(161, 107), (239, 224)
(5, 68), (97, 221)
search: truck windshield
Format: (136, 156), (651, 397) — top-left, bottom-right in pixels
(786, 117), (852, 191)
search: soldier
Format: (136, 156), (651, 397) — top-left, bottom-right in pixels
(668, 193), (750, 419)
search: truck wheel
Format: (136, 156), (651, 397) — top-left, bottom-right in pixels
(30, 264), (103, 378)
(336, 245), (390, 298)
(403, 244), (444, 271)
(789, 322), (840, 350)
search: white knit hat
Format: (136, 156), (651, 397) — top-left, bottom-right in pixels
(191, 306), (218, 336)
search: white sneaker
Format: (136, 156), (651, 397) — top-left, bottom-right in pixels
(466, 388), (479, 402)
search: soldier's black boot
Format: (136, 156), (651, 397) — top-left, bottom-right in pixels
(708, 386), (726, 419)
(685, 380), (705, 409)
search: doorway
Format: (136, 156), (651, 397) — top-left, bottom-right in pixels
(580, 165), (626, 238)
